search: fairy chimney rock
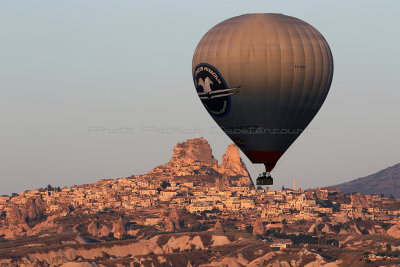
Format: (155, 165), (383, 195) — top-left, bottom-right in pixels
(218, 144), (250, 177)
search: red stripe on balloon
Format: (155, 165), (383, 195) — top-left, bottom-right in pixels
(244, 151), (284, 172)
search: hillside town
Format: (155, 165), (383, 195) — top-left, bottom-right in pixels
(1, 138), (400, 266)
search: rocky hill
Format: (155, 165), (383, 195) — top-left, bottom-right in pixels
(147, 137), (254, 188)
(328, 163), (400, 197)
(2, 137), (400, 266)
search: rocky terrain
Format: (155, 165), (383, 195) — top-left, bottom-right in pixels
(1, 138), (400, 266)
(329, 163), (400, 197)
(0, 230), (357, 267)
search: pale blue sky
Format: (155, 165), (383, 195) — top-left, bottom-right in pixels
(1, 1), (399, 195)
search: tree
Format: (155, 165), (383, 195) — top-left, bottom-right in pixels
(257, 186), (263, 190)
(281, 185), (285, 190)
(330, 239), (339, 247)
(386, 243), (392, 251)
(361, 229), (369, 235)
(11, 193), (18, 198)
(362, 207), (368, 213)
(245, 225), (253, 233)
(160, 181), (171, 189)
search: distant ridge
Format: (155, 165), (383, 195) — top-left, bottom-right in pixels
(328, 163), (400, 197)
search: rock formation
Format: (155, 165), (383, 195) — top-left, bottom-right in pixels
(350, 194), (369, 208)
(88, 221), (98, 236)
(72, 224), (80, 233)
(253, 219), (265, 235)
(98, 225), (111, 237)
(112, 217), (126, 239)
(218, 144), (249, 177)
(57, 224), (64, 233)
(308, 223), (316, 234)
(214, 220), (222, 230)
(218, 144), (253, 188)
(21, 197), (45, 222)
(386, 223), (400, 238)
(149, 137), (218, 176)
(170, 137), (218, 168)
(167, 208), (182, 232)
(0, 224), (28, 239)
(6, 204), (25, 224)
(148, 137), (253, 188)
(321, 224), (334, 234)
(347, 222), (362, 235)
(26, 217), (57, 236)
(165, 220), (176, 232)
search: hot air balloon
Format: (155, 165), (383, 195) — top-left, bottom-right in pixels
(192, 13), (333, 185)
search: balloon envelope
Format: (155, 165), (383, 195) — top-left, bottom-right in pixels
(192, 13), (333, 172)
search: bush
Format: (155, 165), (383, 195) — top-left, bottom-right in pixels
(161, 181), (171, 189)
(245, 225), (253, 233)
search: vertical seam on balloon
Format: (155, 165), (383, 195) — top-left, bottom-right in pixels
(313, 35), (331, 113)
(314, 32), (329, 110)
(280, 18), (297, 133)
(212, 25), (222, 66)
(193, 29), (212, 84)
(200, 29), (211, 70)
(225, 19), (238, 89)
(270, 18), (282, 134)
(204, 22), (223, 68)
(286, 22), (313, 134)
(321, 35), (334, 100)
(238, 15), (250, 106)
(213, 24), (221, 67)
(260, 15), (269, 126)
(295, 23), (319, 128)
(286, 22), (307, 132)
(303, 26), (325, 125)
(234, 15), (253, 127)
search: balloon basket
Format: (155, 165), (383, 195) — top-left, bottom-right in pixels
(256, 172), (273, 185)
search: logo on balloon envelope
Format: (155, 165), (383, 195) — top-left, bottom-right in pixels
(193, 63), (240, 117)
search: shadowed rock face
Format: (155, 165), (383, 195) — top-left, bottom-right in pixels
(98, 225), (111, 237)
(6, 204), (25, 224)
(218, 144), (254, 188)
(350, 194), (369, 208)
(22, 198), (46, 222)
(218, 144), (250, 177)
(253, 218), (265, 235)
(328, 163), (400, 197)
(112, 217), (126, 239)
(88, 221), (98, 236)
(166, 208), (182, 232)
